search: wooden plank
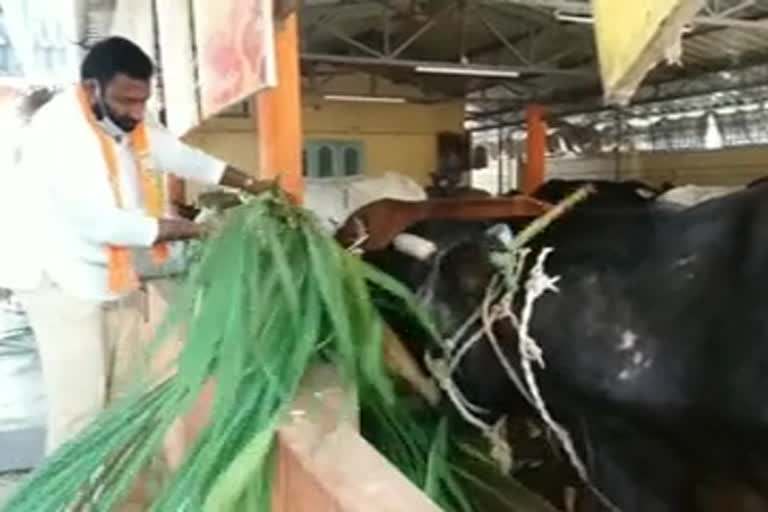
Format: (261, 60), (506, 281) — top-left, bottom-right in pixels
(270, 365), (443, 512)
(142, 284), (440, 512)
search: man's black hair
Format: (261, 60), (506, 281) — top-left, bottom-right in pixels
(80, 36), (154, 84)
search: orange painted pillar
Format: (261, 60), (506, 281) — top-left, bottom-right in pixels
(162, 9), (306, 477)
(523, 104), (546, 194)
(255, 12), (304, 203)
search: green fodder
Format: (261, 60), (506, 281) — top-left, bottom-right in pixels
(4, 189), (579, 512)
(1, 193), (458, 511)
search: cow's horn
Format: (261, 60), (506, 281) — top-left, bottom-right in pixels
(393, 233), (437, 261)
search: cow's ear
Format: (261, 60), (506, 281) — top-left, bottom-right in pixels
(635, 187), (657, 199)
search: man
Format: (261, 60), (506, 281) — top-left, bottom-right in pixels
(0, 36), (279, 454)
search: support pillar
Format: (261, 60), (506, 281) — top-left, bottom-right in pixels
(255, 12), (304, 202)
(160, 5), (307, 493)
(523, 104), (546, 194)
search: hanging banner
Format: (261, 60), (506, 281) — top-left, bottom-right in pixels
(110, 0), (155, 63)
(593, 0), (703, 105)
(110, 0), (164, 115)
(192, 0), (277, 119)
(0, 0), (80, 85)
(153, 0), (200, 136)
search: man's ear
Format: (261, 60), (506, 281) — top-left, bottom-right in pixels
(82, 79), (100, 102)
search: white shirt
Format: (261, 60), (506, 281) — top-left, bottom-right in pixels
(0, 87), (226, 301)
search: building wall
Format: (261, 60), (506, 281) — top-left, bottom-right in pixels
(303, 100), (463, 182)
(546, 147), (768, 186)
(181, 75), (465, 200)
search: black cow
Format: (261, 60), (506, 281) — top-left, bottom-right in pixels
(364, 182), (768, 511)
(505, 179), (661, 209)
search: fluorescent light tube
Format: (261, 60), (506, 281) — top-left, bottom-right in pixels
(415, 66), (520, 78)
(323, 94), (406, 103)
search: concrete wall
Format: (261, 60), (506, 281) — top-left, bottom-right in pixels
(181, 73), (465, 200)
(547, 147), (768, 186)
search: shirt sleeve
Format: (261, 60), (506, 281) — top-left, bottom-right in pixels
(25, 121), (160, 248)
(58, 203), (160, 248)
(148, 124), (227, 185)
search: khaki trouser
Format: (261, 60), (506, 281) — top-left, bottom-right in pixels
(15, 278), (150, 455)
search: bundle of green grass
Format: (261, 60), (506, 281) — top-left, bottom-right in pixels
(2, 191), (560, 512)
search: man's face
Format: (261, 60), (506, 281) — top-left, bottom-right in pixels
(88, 73), (150, 132)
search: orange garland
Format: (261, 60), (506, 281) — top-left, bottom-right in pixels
(76, 85), (169, 293)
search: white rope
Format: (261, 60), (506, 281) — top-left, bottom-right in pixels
(426, 243), (620, 510)
(478, 281), (535, 407)
(516, 248), (621, 512)
(425, 352), (491, 426)
(517, 249), (587, 476)
(427, 349), (512, 474)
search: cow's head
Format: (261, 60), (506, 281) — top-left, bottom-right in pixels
(362, 220), (523, 415)
(532, 179), (661, 209)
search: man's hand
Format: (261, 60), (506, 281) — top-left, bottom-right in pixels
(241, 176), (299, 204)
(220, 166), (298, 203)
(156, 218), (206, 243)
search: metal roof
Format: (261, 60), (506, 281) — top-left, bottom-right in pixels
(7, 0), (768, 126)
(299, 0), (768, 127)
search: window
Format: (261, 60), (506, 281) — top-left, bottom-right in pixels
(318, 146), (334, 177)
(343, 147), (359, 176)
(304, 140), (365, 178)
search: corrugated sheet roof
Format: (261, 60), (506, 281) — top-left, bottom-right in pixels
(9, 0), (765, 121)
(681, 26), (768, 71)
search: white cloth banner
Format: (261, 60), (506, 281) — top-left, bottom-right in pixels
(0, 0), (80, 85)
(153, 0), (201, 136)
(110, 0), (200, 136)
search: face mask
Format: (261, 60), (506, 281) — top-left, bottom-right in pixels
(91, 82), (138, 133)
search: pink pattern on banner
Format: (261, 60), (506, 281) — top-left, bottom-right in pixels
(196, 0), (275, 117)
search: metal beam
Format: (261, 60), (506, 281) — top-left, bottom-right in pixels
(318, 24), (385, 57)
(691, 14), (768, 28)
(388, 3), (455, 58)
(301, 2), (386, 19)
(300, 52), (594, 76)
(467, 65), (768, 130)
(481, 0), (590, 14)
(382, 4), (391, 54)
(485, 0), (768, 29)
(716, 0), (755, 18)
(308, 87), (527, 102)
(539, 45), (581, 65)
(476, 10), (533, 65)
(469, 2), (594, 62)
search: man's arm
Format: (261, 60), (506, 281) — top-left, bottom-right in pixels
(149, 125), (277, 196)
(25, 122), (203, 247)
(156, 218), (204, 242)
(49, 183), (203, 247)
